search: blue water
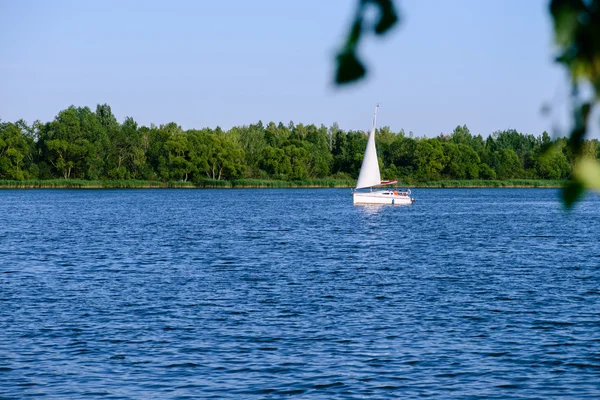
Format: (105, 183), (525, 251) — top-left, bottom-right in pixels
(1, 188), (599, 399)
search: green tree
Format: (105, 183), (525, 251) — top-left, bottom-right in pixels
(386, 133), (416, 178)
(282, 141), (310, 180)
(260, 146), (292, 179)
(305, 124), (332, 178)
(536, 140), (571, 179)
(236, 124), (267, 177)
(441, 142), (480, 179)
(203, 131), (245, 180)
(494, 149), (523, 180)
(38, 107), (97, 179)
(107, 116), (145, 179)
(0, 121), (33, 180)
(332, 130), (367, 177)
(165, 132), (195, 181)
(413, 139), (446, 181)
(146, 123), (181, 179)
(479, 163), (497, 180)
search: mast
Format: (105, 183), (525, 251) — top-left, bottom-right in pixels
(372, 103), (379, 135)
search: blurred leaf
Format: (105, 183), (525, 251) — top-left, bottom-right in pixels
(346, 19), (363, 48)
(539, 140), (559, 160)
(562, 178), (585, 207)
(368, 0), (399, 35)
(555, 47), (576, 65)
(581, 102), (591, 119)
(549, 0), (585, 45)
(564, 157), (600, 207)
(569, 102), (591, 154)
(336, 17), (365, 84)
(540, 103), (551, 116)
(336, 51), (366, 84)
(335, 0), (400, 85)
(574, 157), (600, 189)
(570, 125), (586, 152)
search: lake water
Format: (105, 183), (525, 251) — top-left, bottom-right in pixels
(1, 188), (599, 399)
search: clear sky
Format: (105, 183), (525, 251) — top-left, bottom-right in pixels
(0, 0), (575, 138)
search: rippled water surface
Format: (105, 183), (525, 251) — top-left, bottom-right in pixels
(1, 188), (599, 399)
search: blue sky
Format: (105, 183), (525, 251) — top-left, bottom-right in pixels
(0, 0), (574, 137)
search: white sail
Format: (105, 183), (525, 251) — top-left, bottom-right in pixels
(355, 105), (381, 189)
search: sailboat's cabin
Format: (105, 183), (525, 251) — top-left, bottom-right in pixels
(381, 189), (411, 197)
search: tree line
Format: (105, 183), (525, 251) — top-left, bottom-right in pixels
(1, 104), (597, 183)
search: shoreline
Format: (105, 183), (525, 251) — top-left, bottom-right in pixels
(0, 179), (566, 189)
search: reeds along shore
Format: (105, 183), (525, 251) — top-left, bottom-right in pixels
(0, 179), (565, 189)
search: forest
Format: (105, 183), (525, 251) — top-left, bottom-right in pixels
(1, 104), (596, 186)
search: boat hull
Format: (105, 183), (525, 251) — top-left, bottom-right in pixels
(353, 191), (414, 205)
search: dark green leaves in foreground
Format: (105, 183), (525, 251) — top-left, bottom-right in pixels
(335, 0), (399, 84)
(549, 0), (600, 206)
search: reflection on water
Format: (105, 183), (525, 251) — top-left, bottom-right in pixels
(355, 204), (386, 214)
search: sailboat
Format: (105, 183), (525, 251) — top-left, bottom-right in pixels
(352, 104), (415, 205)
